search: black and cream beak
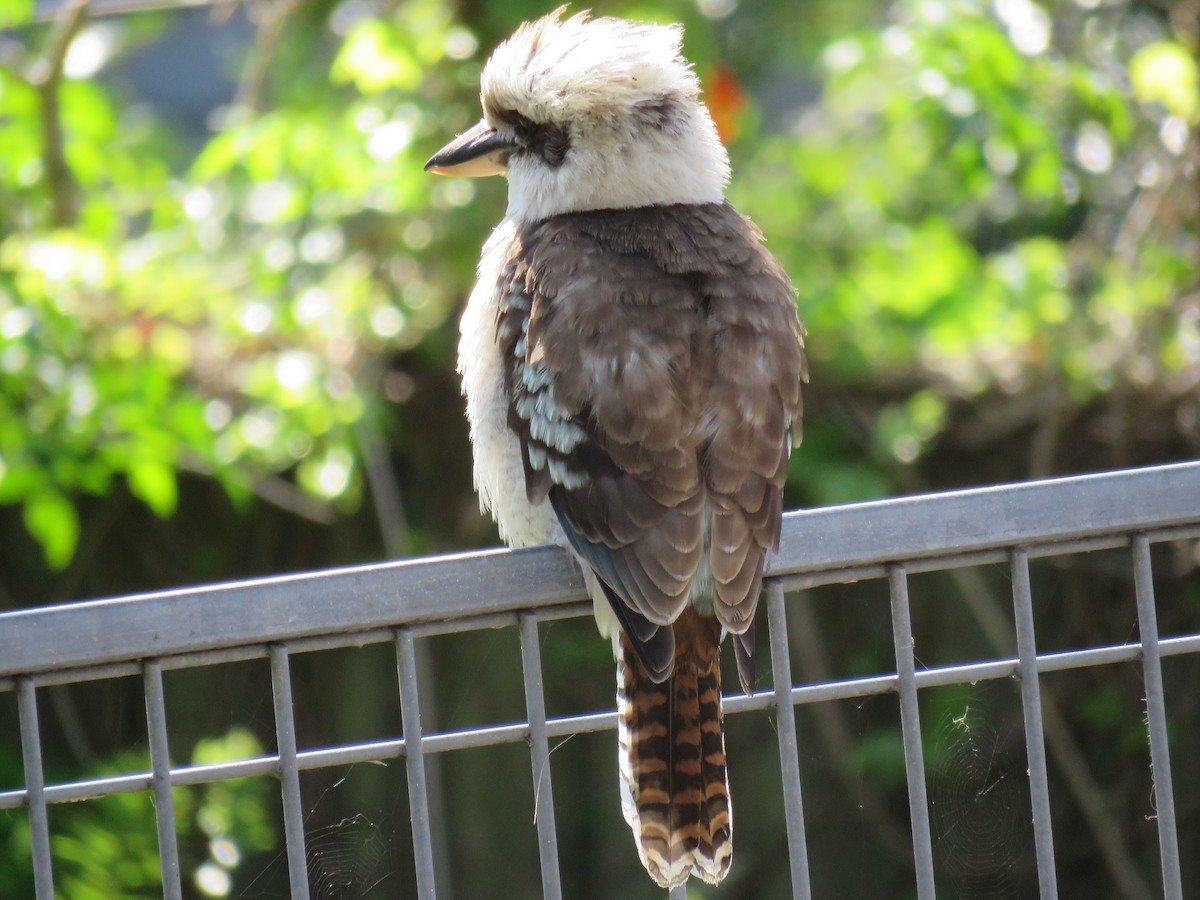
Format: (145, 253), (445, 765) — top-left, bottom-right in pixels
(425, 119), (518, 177)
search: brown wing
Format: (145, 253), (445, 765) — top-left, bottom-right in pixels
(499, 202), (805, 680)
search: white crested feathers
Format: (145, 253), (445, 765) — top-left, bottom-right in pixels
(478, 8), (730, 221)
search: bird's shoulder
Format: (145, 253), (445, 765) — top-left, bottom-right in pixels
(510, 200), (791, 289)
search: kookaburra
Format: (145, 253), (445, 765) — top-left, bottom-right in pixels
(427, 8), (806, 888)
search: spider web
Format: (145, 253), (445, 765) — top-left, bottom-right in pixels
(926, 701), (1032, 898)
(304, 814), (393, 900)
(233, 772), (402, 900)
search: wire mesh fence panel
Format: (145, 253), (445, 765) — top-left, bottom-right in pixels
(2, 462), (1199, 898)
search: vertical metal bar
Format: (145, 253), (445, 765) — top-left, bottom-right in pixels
(766, 580), (814, 900)
(888, 564), (936, 899)
(143, 660), (183, 900)
(518, 612), (562, 899)
(269, 644), (311, 900)
(411, 639), (455, 897)
(17, 678), (54, 900)
(396, 629), (437, 899)
(1132, 535), (1183, 899)
(1010, 549), (1059, 899)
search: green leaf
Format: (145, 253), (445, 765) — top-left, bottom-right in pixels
(1130, 42), (1198, 122)
(332, 19), (422, 93)
(0, 456), (40, 503)
(0, 0), (33, 28)
(190, 130), (241, 180)
(127, 459), (177, 517)
(23, 489), (80, 569)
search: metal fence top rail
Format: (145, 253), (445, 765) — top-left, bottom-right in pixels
(30, 0), (220, 21)
(4, 461), (1199, 900)
(3, 460), (1200, 686)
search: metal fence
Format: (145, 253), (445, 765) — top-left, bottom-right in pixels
(3, 461), (1200, 899)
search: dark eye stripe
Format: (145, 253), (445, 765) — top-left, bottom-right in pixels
(492, 108), (571, 168)
(537, 123), (570, 167)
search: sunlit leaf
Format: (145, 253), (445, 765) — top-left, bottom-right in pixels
(23, 488), (79, 569)
(1130, 42), (1199, 122)
(332, 19), (422, 93)
(0, 0), (33, 28)
(127, 458), (177, 517)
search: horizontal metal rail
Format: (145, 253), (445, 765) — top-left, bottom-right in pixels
(30, 0), (222, 22)
(4, 630), (1199, 811)
(4, 461), (1199, 685)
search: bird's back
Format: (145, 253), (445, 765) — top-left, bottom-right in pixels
(498, 201), (804, 668)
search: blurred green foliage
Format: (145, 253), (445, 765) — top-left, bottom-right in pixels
(0, 727), (272, 898)
(0, 0), (1197, 896)
(735, 0), (1198, 500)
(1, 0), (1194, 569)
(1, 0), (489, 569)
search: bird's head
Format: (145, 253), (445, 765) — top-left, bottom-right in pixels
(425, 7), (731, 221)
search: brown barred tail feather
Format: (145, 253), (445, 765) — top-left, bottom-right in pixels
(616, 609), (732, 888)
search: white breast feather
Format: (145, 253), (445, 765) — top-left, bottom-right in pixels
(458, 218), (558, 548)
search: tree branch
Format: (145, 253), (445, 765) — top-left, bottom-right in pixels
(355, 416), (410, 558)
(177, 459), (339, 525)
(233, 0), (304, 113)
(34, 0), (89, 228)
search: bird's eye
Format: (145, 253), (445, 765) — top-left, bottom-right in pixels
(493, 109), (570, 168)
(534, 123), (570, 167)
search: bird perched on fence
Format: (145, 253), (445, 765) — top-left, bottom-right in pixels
(426, 8), (806, 888)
